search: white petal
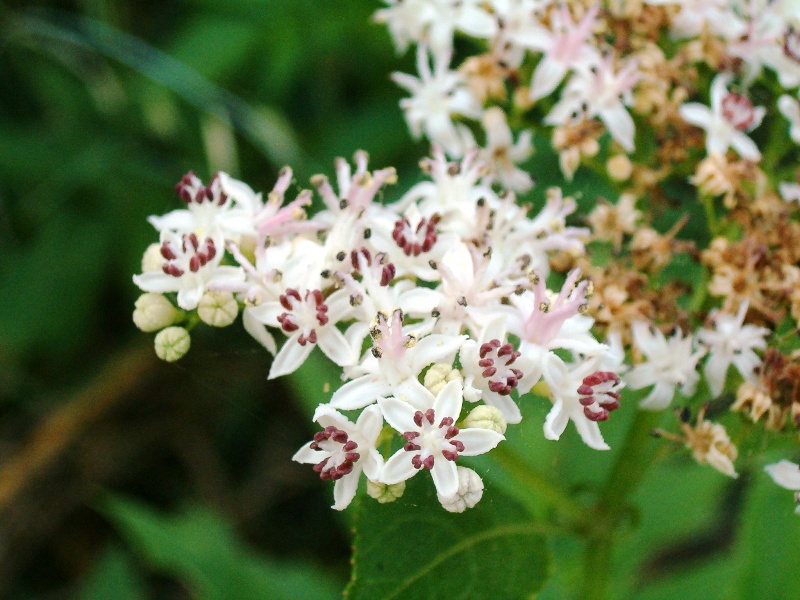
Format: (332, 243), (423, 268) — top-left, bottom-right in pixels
(543, 399), (569, 440)
(329, 376), (390, 411)
(317, 326), (359, 367)
(530, 55), (568, 101)
(638, 382), (674, 411)
(268, 336), (312, 379)
(378, 397), (418, 433)
(381, 450), (418, 485)
(765, 460), (800, 491)
(730, 132), (761, 162)
(177, 283), (204, 310)
(679, 103), (712, 128)
(484, 393), (522, 424)
(704, 353), (730, 398)
(333, 468), (362, 511)
(431, 458), (459, 498)
(292, 443), (325, 465)
(572, 416), (610, 451)
(600, 104), (635, 152)
(410, 334), (466, 373)
(356, 405), (384, 448)
(133, 272), (179, 295)
(433, 380), (463, 420)
(242, 309), (277, 355)
(457, 429), (504, 456)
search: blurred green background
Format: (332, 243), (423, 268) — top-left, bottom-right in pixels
(0, 1), (420, 597)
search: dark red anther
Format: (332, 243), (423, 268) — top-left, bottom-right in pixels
(413, 411), (424, 427)
(424, 409), (435, 425)
(579, 396), (595, 406)
(482, 366), (497, 378)
(444, 426), (459, 440)
(343, 440), (358, 451)
(785, 27), (800, 62)
(403, 431), (420, 440)
(380, 263), (396, 286)
(441, 449), (458, 461)
(189, 256), (200, 272)
(422, 455), (435, 470)
(277, 313), (299, 332)
(478, 358), (494, 368)
(160, 243), (177, 260)
(404, 441), (421, 452)
(312, 458), (329, 473)
(411, 455), (423, 469)
(584, 407), (609, 422)
(331, 429), (348, 444)
(721, 93), (756, 131)
(450, 439), (465, 452)
(344, 452), (360, 463)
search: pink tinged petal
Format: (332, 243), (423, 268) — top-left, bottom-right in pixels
(268, 334), (313, 379)
(457, 429), (504, 456)
(243, 309), (277, 355)
(330, 376), (392, 411)
(317, 326), (359, 367)
(765, 461), (800, 491)
(530, 55), (568, 101)
(572, 416), (610, 451)
(679, 104), (712, 128)
(332, 466), (362, 511)
(378, 397), (419, 433)
(381, 450), (419, 485)
(600, 104), (635, 152)
(432, 380), (463, 420)
(431, 458), (459, 498)
(543, 399), (569, 440)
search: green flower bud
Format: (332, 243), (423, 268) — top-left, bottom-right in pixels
(366, 480), (405, 504)
(424, 363), (462, 395)
(463, 405), (507, 435)
(133, 293), (182, 332)
(197, 291), (238, 327)
(154, 326), (191, 362)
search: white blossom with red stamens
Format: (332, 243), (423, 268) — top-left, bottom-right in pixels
(378, 380), (504, 498)
(326, 309), (464, 412)
(133, 230), (245, 310)
(293, 405), (385, 511)
(679, 74), (765, 162)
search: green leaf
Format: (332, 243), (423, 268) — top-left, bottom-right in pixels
(100, 494), (341, 600)
(78, 545), (147, 600)
(347, 475), (551, 600)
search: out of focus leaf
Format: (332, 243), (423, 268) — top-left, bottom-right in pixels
(79, 545), (147, 600)
(100, 494), (341, 600)
(347, 475), (551, 600)
(9, 10), (303, 166)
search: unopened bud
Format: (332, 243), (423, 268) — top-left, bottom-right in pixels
(424, 363), (462, 395)
(438, 467), (484, 513)
(606, 154), (633, 181)
(141, 243), (164, 273)
(154, 326), (191, 362)
(197, 290), (238, 327)
(133, 293), (182, 332)
(463, 405), (507, 435)
(367, 480), (405, 504)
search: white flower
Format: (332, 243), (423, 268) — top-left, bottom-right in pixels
(779, 182), (800, 203)
(477, 107), (534, 192)
(626, 322), (706, 410)
(132, 231), (245, 310)
(327, 309), (464, 412)
(541, 347), (625, 451)
(643, 0), (746, 40)
(437, 466), (484, 512)
(696, 301), (769, 397)
(392, 46), (482, 156)
(679, 74), (765, 162)
(378, 379), (504, 498)
(293, 405), (384, 511)
(765, 460), (800, 514)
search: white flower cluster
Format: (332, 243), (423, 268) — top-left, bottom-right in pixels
(376, 0), (640, 182)
(131, 148), (640, 510)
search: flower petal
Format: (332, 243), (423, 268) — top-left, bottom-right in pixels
(268, 335), (312, 379)
(381, 449), (418, 485)
(333, 467), (362, 511)
(431, 457), (459, 498)
(765, 460), (800, 491)
(457, 428), (504, 456)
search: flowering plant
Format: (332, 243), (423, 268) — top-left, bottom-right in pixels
(131, 1), (800, 597)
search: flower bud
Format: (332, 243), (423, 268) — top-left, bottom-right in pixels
(197, 291), (239, 327)
(607, 154), (633, 181)
(141, 243), (164, 273)
(424, 363), (462, 395)
(133, 293), (182, 332)
(367, 480), (405, 504)
(154, 326), (191, 362)
(438, 467), (483, 513)
(463, 405), (507, 435)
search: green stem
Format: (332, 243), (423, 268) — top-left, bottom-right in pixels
(489, 444), (585, 527)
(701, 194), (719, 238)
(579, 410), (665, 600)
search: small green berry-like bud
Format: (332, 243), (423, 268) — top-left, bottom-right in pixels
(154, 326), (191, 362)
(197, 291), (238, 327)
(438, 467), (483, 513)
(133, 293), (182, 332)
(366, 480), (405, 504)
(463, 405), (507, 435)
(141, 243), (164, 273)
(424, 363), (462, 395)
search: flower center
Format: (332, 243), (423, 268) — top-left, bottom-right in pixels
(175, 171), (227, 206)
(577, 371), (622, 422)
(721, 93), (756, 131)
(160, 233), (217, 277)
(403, 409), (464, 470)
(478, 339), (524, 395)
(392, 214), (440, 256)
(276, 288), (329, 345)
(309, 426), (360, 481)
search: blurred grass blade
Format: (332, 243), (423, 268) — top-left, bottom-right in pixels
(7, 9), (303, 166)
